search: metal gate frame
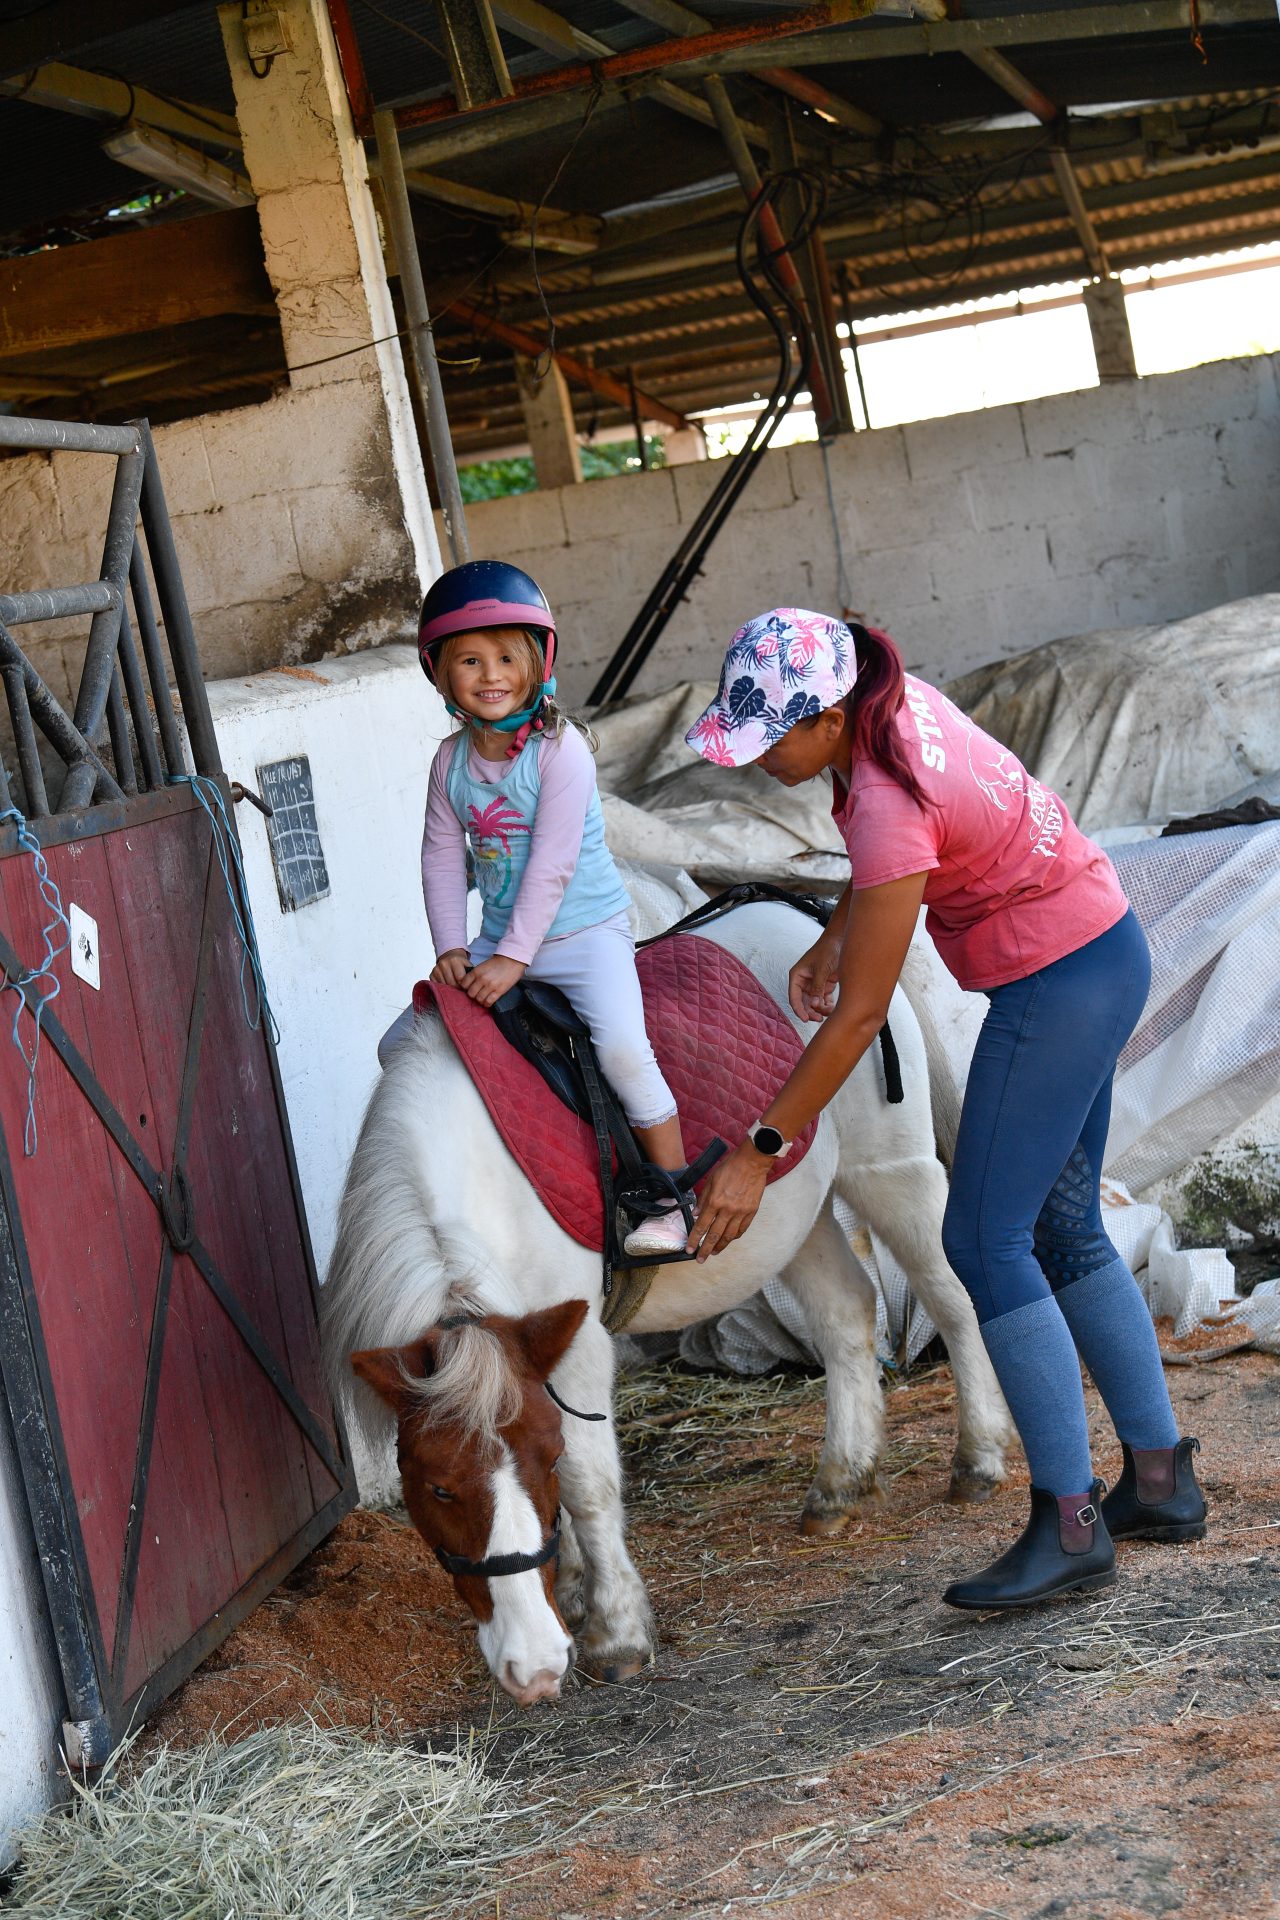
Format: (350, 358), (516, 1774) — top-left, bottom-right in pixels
(0, 416), (355, 1764)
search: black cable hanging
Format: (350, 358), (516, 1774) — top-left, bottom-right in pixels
(587, 169), (824, 712)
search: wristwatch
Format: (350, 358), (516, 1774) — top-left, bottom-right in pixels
(748, 1118), (792, 1158)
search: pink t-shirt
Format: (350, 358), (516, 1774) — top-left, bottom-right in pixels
(833, 676), (1128, 991)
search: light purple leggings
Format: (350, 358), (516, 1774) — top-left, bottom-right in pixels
(378, 911), (678, 1128)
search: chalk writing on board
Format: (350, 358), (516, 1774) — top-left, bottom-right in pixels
(256, 756), (331, 912)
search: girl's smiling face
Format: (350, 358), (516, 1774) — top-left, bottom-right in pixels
(439, 627), (539, 725)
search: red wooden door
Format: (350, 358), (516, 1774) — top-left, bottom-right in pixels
(0, 784), (354, 1763)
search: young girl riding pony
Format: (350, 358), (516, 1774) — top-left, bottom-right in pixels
(414, 560), (690, 1259)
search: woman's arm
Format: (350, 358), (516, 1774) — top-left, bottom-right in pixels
(689, 870), (928, 1259)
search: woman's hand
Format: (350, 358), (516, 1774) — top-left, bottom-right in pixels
(464, 954), (527, 1007)
(430, 949), (472, 988)
(688, 1143), (771, 1261)
(789, 933), (842, 1023)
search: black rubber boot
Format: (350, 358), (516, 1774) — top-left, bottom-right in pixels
(1101, 1436), (1207, 1542)
(943, 1481), (1116, 1611)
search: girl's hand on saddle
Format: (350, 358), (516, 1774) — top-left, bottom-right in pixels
(431, 949), (472, 989)
(464, 954), (527, 1008)
(688, 1144), (770, 1261)
(789, 935), (841, 1024)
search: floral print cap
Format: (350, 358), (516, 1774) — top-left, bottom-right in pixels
(685, 607), (858, 767)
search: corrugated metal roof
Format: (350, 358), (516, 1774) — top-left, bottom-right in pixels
(1, 2), (1277, 440)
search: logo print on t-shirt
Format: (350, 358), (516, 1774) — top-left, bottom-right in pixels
(949, 701), (1064, 860)
(467, 796), (531, 904)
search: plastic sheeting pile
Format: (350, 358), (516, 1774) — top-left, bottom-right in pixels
(600, 593), (1280, 1367)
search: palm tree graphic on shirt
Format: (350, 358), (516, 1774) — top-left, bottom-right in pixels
(467, 796), (531, 905)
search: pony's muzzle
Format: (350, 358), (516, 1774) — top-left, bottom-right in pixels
(501, 1657), (568, 1705)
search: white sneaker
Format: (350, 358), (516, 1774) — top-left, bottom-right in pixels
(623, 1207), (691, 1258)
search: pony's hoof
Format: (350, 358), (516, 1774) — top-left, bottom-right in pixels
(801, 1472), (883, 1534)
(948, 1462), (1004, 1505)
(800, 1505), (850, 1537)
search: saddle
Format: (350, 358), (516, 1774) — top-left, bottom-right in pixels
(414, 884), (903, 1328)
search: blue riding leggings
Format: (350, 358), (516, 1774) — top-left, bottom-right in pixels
(941, 908), (1179, 1494)
(942, 908), (1150, 1323)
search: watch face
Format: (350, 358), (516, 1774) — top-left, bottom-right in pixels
(753, 1125), (784, 1156)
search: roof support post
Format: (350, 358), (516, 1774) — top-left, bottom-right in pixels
(218, 0), (441, 589)
(375, 109), (472, 561)
(966, 44), (1138, 383)
(514, 353), (584, 488)
(1082, 275), (1139, 380)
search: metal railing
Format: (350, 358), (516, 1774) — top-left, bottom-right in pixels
(0, 415), (221, 824)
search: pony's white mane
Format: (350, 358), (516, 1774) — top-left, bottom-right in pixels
(322, 1021), (505, 1449)
(400, 1321), (522, 1439)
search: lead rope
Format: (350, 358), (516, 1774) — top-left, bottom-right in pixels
(0, 801), (72, 1156)
(170, 774), (280, 1045)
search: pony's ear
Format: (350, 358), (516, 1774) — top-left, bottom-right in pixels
(511, 1299), (590, 1382)
(350, 1339), (434, 1410)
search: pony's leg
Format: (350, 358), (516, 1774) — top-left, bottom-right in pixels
(551, 1316), (656, 1682)
(778, 1199), (885, 1535)
(555, 1511), (587, 1633)
(839, 1155), (1013, 1502)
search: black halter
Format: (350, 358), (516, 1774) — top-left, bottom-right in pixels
(428, 1321), (604, 1581)
(435, 1516), (561, 1582)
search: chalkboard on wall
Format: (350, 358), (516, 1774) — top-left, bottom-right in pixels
(256, 756), (331, 912)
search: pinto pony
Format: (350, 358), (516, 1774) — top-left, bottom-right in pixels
(324, 901), (1012, 1705)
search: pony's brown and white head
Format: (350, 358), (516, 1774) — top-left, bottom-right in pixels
(350, 1299), (588, 1706)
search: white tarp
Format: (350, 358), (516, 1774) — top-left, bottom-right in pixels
(945, 593), (1280, 837)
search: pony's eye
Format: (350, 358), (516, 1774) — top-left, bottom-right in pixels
(431, 1485), (454, 1502)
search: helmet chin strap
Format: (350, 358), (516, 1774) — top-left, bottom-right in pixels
(447, 677), (557, 758)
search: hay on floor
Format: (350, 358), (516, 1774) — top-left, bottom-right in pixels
(4, 1714), (555, 1919)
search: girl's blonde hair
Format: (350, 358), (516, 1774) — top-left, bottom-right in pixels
(436, 627), (596, 748)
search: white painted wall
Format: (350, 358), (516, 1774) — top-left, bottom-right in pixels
(0, 1413), (64, 1866)
(206, 646), (449, 1272)
(445, 352), (1280, 708)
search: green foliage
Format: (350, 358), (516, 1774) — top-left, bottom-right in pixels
(458, 436), (666, 503)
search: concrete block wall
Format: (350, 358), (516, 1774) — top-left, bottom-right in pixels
(444, 352), (1280, 708)
(0, 373), (421, 710)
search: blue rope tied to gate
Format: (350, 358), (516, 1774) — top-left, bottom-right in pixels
(0, 802), (72, 1156)
(171, 774), (280, 1046)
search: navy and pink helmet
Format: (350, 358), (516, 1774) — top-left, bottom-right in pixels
(417, 560), (557, 685)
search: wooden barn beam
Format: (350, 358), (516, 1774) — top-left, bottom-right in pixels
(398, 165), (602, 252)
(394, 2), (1276, 132)
(0, 208), (275, 357)
(431, 0), (515, 108)
(701, 0), (1278, 74)
(0, 62), (242, 148)
(448, 293), (691, 428)
(491, 0), (772, 146)
(611, 0), (882, 137)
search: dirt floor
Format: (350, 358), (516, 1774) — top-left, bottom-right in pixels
(147, 1327), (1280, 1920)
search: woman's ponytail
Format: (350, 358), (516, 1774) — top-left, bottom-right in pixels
(845, 624), (929, 808)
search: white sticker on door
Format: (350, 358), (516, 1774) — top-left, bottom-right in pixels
(69, 903), (101, 991)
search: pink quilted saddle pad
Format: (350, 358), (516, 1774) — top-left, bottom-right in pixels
(413, 932), (817, 1251)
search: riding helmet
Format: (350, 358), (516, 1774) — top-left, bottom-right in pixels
(417, 559), (557, 684)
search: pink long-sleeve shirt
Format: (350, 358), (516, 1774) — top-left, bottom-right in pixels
(421, 728), (601, 966)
